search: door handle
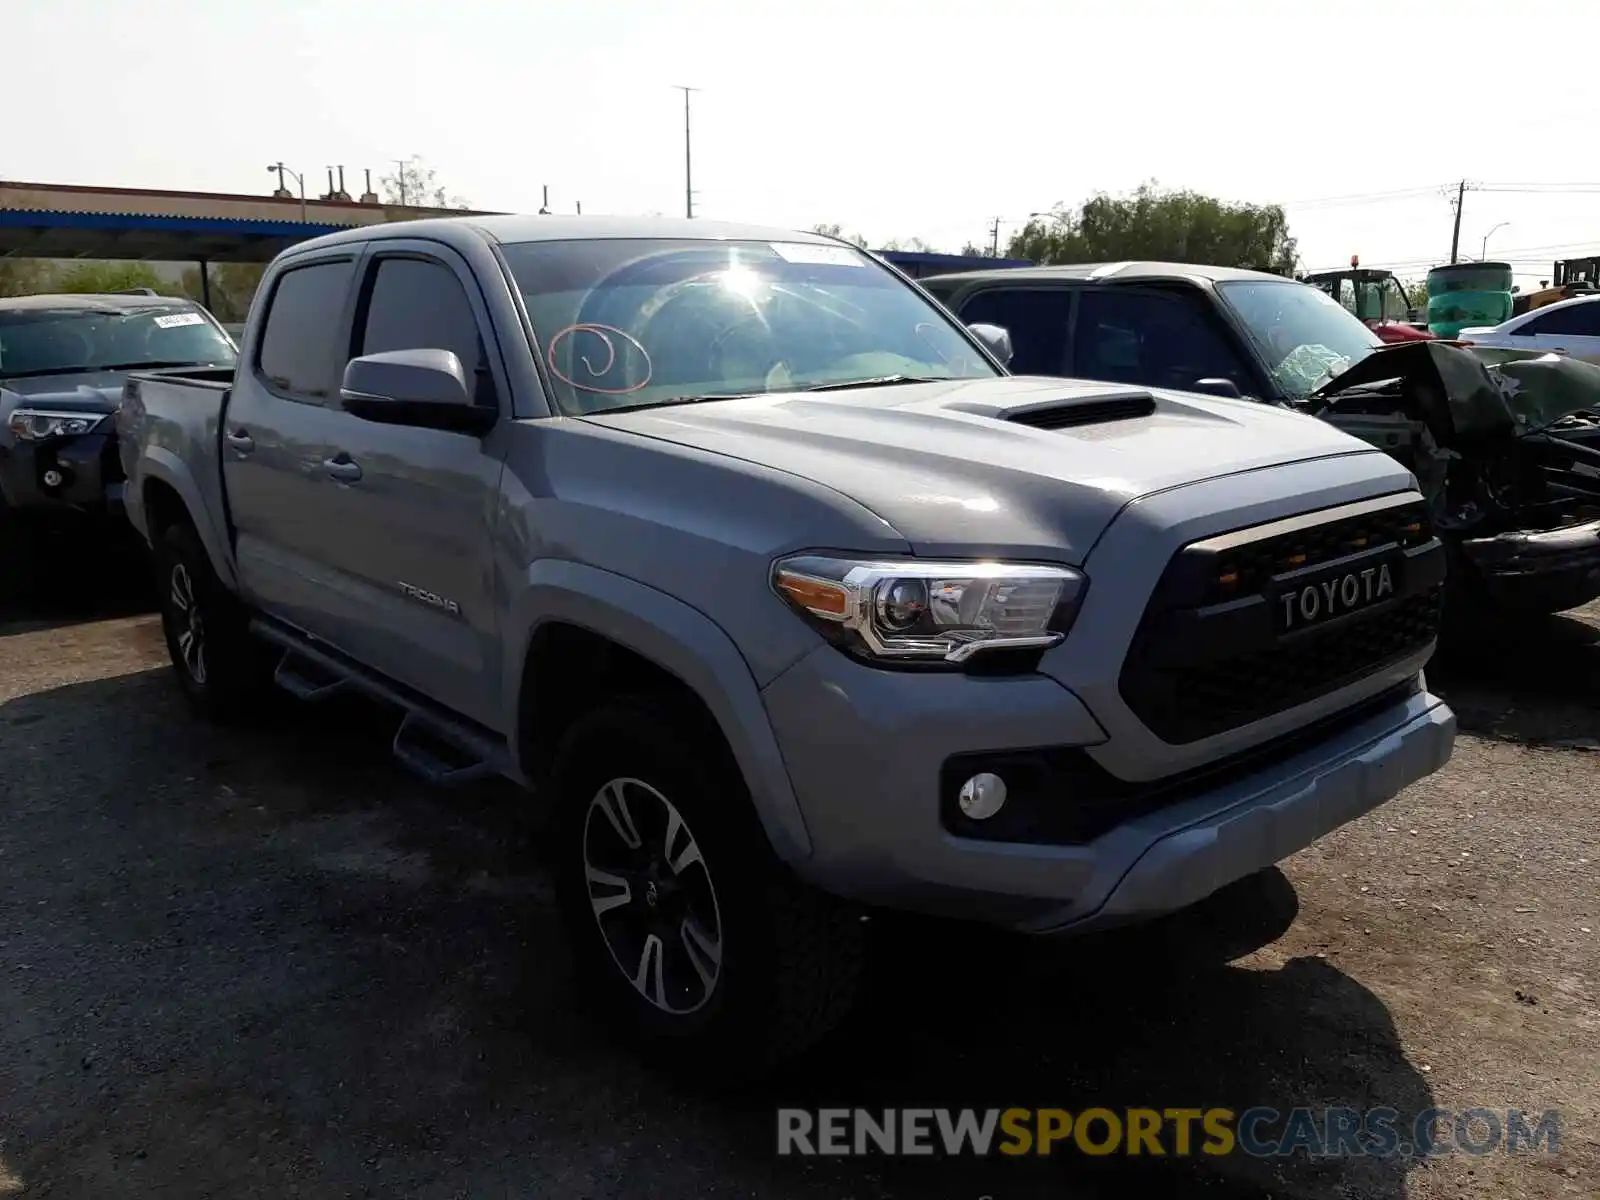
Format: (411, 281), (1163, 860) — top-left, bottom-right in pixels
(322, 455), (362, 483)
(225, 429), (254, 453)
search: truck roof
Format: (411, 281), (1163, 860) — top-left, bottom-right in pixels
(289, 214), (843, 254)
(921, 262), (1290, 287)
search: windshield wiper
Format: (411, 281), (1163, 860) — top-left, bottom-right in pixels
(801, 374), (952, 393)
(94, 360), (225, 372)
(596, 392), (759, 415)
(590, 376), (955, 415)
(0, 360), (220, 382)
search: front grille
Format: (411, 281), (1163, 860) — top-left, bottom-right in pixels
(1120, 495), (1442, 744)
(1158, 496), (1432, 610)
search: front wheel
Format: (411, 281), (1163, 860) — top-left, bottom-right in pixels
(551, 696), (864, 1076)
(156, 522), (272, 721)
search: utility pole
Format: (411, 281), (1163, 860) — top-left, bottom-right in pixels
(539, 184), (550, 215)
(989, 217), (1003, 257)
(673, 85), (699, 218)
(394, 159), (409, 206)
(1449, 179), (1466, 264)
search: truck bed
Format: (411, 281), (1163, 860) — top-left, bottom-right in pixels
(116, 368), (235, 561)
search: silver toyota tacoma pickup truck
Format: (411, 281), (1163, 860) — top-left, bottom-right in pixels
(118, 215), (1456, 1070)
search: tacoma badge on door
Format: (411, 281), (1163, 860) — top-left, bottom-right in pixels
(398, 581), (461, 616)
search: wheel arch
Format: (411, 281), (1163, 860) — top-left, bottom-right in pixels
(138, 449), (238, 592)
(504, 560), (812, 863)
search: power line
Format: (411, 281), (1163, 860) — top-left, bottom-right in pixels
(1282, 185), (1453, 210)
(1474, 180), (1600, 192)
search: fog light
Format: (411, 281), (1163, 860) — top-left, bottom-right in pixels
(957, 772), (1007, 820)
(42, 469), (64, 488)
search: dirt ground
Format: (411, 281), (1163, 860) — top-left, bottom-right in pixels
(0, 554), (1595, 1199)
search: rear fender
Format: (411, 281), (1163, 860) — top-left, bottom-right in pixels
(137, 445), (239, 592)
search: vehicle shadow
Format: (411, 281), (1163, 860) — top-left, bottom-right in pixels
(688, 874), (1435, 1199)
(0, 522), (155, 637)
(2, 668), (1437, 1200)
(1429, 601), (1600, 746)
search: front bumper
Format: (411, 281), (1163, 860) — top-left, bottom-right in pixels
(0, 430), (122, 516)
(763, 644), (1455, 932)
(1459, 518), (1600, 612)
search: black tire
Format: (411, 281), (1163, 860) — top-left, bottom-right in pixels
(156, 521), (272, 721)
(551, 694), (864, 1077)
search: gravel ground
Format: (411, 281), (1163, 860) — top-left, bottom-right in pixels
(0, 557), (1595, 1199)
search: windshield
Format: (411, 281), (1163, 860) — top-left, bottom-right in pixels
(499, 238), (999, 415)
(0, 303), (236, 380)
(1218, 280), (1383, 399)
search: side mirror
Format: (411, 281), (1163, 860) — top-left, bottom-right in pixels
(1192, 377), (1244, 399)
(967, 322), (1013, 368)
(340, 348), (496, 434)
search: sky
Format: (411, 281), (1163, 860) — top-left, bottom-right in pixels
(10, 0), (1600, 289)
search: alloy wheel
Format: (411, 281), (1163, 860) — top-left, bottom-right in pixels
(168, 562), (207, 685)
(582, 776), (724, 1015)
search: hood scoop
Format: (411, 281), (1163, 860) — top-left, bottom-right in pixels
(992, 388), (1158, 431)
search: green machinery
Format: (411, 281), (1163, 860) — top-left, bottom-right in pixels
(1425, 262), (1514, 339)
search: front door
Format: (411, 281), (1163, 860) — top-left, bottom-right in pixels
(308, 244), (510, 728)
(1519, 301), (1600, 365)
(950, 286), (1074, 376)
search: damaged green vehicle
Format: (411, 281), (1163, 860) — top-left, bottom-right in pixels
(1303, 340), (1600, 616)
(921, 265), (1600, 619)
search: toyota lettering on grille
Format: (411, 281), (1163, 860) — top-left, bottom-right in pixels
(1277, 561), (1395, 633)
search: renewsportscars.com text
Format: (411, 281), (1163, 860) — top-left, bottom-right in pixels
(776, 1106), (1561, 1159)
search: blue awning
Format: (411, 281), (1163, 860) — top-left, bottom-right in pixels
(0, 208), (356, 262)
(875, 249), (1033, 277)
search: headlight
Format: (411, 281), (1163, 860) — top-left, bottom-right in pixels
(771, 554), (1087, 666)
(7, 409), (108, 441)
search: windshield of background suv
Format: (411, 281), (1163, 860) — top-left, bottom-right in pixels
(499, 238), (1000, 415)
(1217, 279), (1384, 399)
(0, 303), (237, 380)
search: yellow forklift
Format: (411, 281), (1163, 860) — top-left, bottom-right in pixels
(1511, 256), (1600, 316)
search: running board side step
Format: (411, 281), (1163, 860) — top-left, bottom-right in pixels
(249, 618), (509, 788)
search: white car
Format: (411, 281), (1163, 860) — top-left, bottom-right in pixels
(1459, 294), (1600, 364)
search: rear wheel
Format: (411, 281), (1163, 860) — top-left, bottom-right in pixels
(156, 521), (272, 720)
(551, 695), (864, 1076)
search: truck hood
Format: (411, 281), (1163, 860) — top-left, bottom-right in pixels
(588, 375), (1375, 562)
(0, 371), (129, 413)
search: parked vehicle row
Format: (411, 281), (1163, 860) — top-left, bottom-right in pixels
(921, 263), (1600, 616)
(114, 215), (1457, 1072)
(0, 293), (237, 574)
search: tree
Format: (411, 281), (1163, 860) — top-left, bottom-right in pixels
(0, 259), (54, 297)
(959, 242), (993, 258)
(51, 262), (175, 295)
(809, 223), (869, 248)
(380, 156), (470, 210)
(178, 262), (267, 322)
(1008, 183), (1299, 276)
(1400, 277), (1429, 312)
(878, 236), (938, 253)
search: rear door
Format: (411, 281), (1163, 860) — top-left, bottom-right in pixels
(305, 242), (511, 727)
(223, 251), (364, 635)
